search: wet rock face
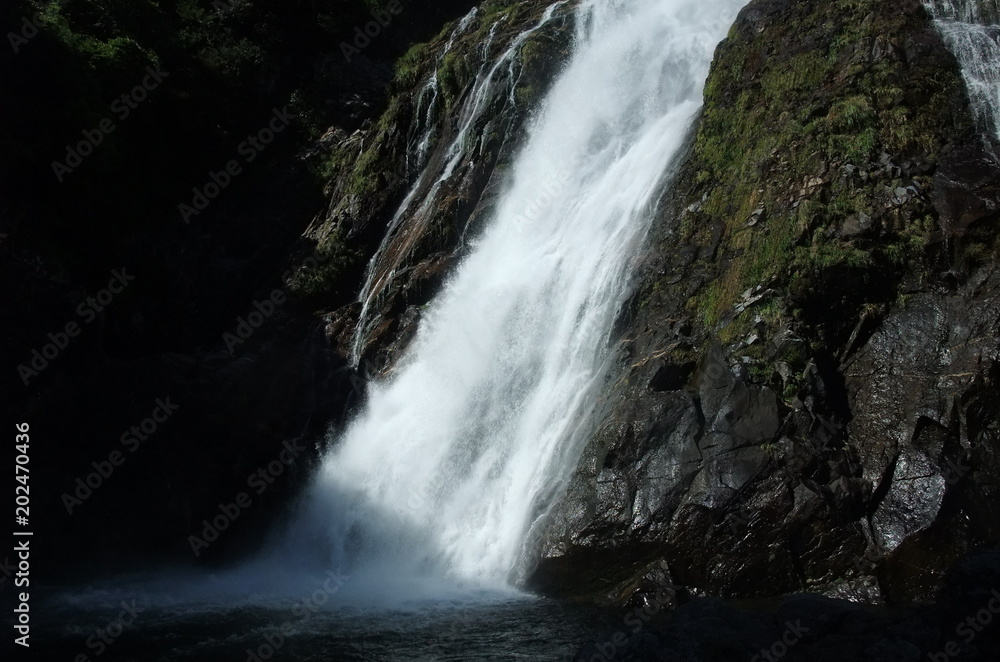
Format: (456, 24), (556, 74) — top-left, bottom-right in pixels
(571, 550), (1000, 662)
(290, 0), (999, 608)
(934, 142), (1000, 239)
(847, 272), (1000, 603)
(528, 0), (1000, 606)
(307, 0), (576, 374)
(533, 337), (873, 603)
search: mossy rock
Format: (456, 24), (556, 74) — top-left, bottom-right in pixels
(678, 0), (975, 356)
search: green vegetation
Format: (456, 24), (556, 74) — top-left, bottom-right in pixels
(681, 0), (970, 341)
(309, 0), (568, 242)
(437, 49), (472, 112)
(395, 40), (431, 87)
(3, 0), (371, 253)
(287, 228), (362, 299)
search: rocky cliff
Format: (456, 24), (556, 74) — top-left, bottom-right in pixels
(1, 0), (483, 578)
(527, 0), (1000, 607)
(304, 0), (576, 375)
(2, 0), (575, 580)
(5, 0), (998, 611)
(302, 0), (1000, 610)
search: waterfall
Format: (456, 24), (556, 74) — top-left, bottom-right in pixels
(925, 0), (1000, 136)
(268, 0), (748, 603)
(350, 4), (565, 365)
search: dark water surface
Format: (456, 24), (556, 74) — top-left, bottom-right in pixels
(30, 588), (616, 661)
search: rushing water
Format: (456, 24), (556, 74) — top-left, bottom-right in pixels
(287, 0), (748, 599)
(351, 2), (568, 364)
(925, 0), (1000, 136)
(23, 1), (1000, 660)
(31, 0), (750, 658)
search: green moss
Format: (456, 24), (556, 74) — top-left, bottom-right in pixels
(395, 41), (431, 87)
(34, 2), (160, 68)
(680, 0), (969, 339)
(287, 229), (361, 298)
(438, 50), (473, 112)
(793, 242), (872, 272)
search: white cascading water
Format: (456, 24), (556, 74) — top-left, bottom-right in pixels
(249, 0), (749, 604)
(351, 3), (567, 365)
(925, 0), (1000, 136)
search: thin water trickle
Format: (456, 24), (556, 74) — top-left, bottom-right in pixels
(925, 0), (1000, 137)
(351, 4), (564, 365)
